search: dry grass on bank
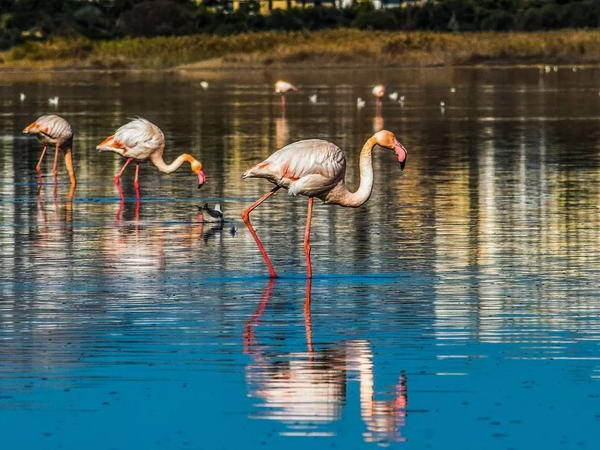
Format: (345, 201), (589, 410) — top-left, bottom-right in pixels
(2, 29), (600, 70)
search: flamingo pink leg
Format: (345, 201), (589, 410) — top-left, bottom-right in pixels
(35, 146), (48, 174)
(133, 162), (141, 201)
(241, 186), (281, 278)
(113, 157), (134, 202)
(304, 197), (314, 279)
(244, 279), (276, 353)
(51, 144), (60, 180)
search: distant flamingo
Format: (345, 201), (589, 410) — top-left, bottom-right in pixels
(97, 118), (206, 202)
(23, 114), (76, 185)
(241, 130), (408, 278)
(372, 84), (385, 100)
(372, 84), (385, 115)
(274, 80), (298, 110)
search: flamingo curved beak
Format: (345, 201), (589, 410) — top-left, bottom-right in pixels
(393, 140), (407, 170)
(197, 170), (206, 189)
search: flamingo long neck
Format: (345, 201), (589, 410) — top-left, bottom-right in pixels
(150, 152), (197, 174)
(334, 137), (377, 207)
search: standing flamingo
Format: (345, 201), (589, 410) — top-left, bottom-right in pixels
(372, 84), (385, 116)
(96, 118), (206, 201)
(372, 84), (385, 100)
(241, 130), (407, 278)
(274, 80), (298, 110)
(23, 114), (76, 185)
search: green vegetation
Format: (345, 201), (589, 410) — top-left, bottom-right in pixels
(4, 0), (600, 69)
(4, 29), (600, 69)
(3, 1), (600, 51)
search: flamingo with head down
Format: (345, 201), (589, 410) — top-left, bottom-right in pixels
(97, 118), (206, 201)
(274, 80), (298, 109)
(23, 114), (76, 185)
(241, 130), (408, 278)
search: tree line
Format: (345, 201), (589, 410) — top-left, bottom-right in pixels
(2, 0), (600, 49)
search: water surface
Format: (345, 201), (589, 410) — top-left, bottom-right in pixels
(0, 66), (599, 449)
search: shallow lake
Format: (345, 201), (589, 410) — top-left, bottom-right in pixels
(0, 66), (599, 449)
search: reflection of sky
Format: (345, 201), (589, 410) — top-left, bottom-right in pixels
(0, 67), (599, 449)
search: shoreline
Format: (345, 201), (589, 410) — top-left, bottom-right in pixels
(1, 61), (599, 74)
(3, 29), (600, 72)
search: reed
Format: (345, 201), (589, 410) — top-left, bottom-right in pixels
(3, 29), (600, 69)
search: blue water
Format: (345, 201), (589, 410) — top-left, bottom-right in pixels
(0, 67), (599, 449)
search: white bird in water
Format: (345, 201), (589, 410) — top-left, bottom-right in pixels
(389, 92), (398, 101)
(23, 114), (76, 185)
(48, 96), (59, 106)
(450, 87), (456, 93)
(241, 130), (408, 278)
(308, 94), (317, 104)
(200, 81), (209, 89)
(19, 93), (26, 102)
(544, 65), (551, 73)
(553, 66), (558, 72)
(399, 95), (405, 104)
(440, 101), (446, 113)
(97, 117), (206, 202)
(356, 97), (366, 109)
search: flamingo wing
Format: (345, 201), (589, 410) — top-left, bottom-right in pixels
(27, 115), (73, 143)
(99, 118), (164, 159)
(116, 118), (164, 153)
(244, 139), (346, 195)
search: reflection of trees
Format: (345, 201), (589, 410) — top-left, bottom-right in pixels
(244, 280), (408, 443)
(430, 116), (600, 342)
(2, 67), (600, 365)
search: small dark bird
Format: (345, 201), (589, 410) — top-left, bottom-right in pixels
(198, 203), (224, 222)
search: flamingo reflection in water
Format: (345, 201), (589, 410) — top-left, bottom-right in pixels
(35, 182), (75, 255)
(244, 280), (408, 443)
(374, 104), (384, 133)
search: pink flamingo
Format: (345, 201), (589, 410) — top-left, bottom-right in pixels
(274, 80), (298, 110)
(372, 84), (385, 115)
(96, 118), (206, 201)
(23, 115), (76, 185)
(372, 84), (385, 100)
(241, 130), (408, 278)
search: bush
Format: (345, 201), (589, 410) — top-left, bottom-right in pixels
(352, 10), (399, 30)
(118, 0), (196, 37)
(480, 10), (516, 31)
(5, 0), (600, 50)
